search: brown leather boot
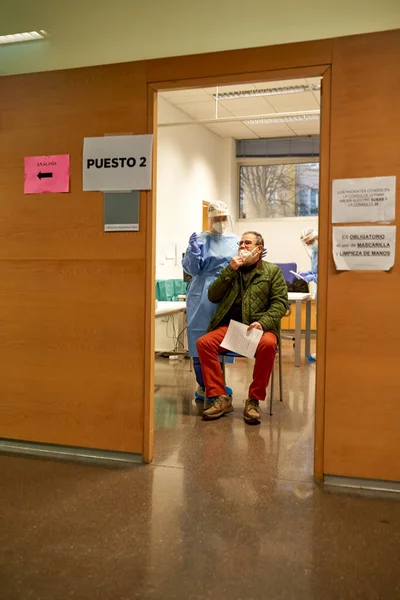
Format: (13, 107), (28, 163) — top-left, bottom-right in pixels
(202, 395), (234, 420)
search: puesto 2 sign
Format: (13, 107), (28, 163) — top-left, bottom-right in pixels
(83, 135), (153, 191)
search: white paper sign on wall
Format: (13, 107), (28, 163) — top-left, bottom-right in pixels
(332, 225), (396, 271)
(83, 135), (153, 191)
(332, 176), (396, 223)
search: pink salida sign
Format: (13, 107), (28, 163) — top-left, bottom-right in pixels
(24, 154), (70, 194)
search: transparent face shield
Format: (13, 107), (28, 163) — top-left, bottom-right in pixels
(301, 236), (318, 258)
(303, 243), (312, 258)
(209, 215), (234, 235)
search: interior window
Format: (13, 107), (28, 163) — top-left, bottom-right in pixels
(239, 162), (319, 219)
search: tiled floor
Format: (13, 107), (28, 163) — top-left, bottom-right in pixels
(1, 340), (399, 599)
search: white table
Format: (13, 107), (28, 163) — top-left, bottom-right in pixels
(155, 301), (187, 355)
(287, 293), (313, 367)
(155, 301), (186, 318)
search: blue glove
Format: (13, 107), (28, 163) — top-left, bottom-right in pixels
(261, 247), (268, 258)
(301, 273), (316, 283)
(189, 232), (202, 254)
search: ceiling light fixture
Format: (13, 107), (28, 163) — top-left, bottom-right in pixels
(0, 30), (48, 45)
(244, 114), (320, 126)
(214, 84), (320, 100)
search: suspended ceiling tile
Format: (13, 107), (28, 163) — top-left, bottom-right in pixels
(305, 77), (322, 87)
(218, 96), (276, 117)
(286, 120), (321, 136)
(305, 77), (322, 106)
(266, 91), (320, 112)
(311, 91), (321, 106)
(205, 122), (258, 139)
(175, 101), (234, 120)
(245, 122), (294, 137)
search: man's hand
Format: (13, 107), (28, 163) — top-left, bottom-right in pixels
(247, 322), (263, 331)
(230, 256), (244, 271)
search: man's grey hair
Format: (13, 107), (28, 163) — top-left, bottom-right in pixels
(243, 231), (264, 247)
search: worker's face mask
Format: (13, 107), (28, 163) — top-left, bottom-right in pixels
(303, 239), (318, 257)
(212, 221), (227, 234)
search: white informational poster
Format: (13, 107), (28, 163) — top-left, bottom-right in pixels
(83, 134), (153, 191)
(332, 176), (396, 223)
(332, 226), (396, 271)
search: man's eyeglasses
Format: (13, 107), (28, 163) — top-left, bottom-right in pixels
(237, 240), (254, 247)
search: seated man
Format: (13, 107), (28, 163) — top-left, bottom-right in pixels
(196, 231), (288, 424)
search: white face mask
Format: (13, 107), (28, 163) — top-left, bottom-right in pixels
(212, 221), (227, 234)
(303, 239), (318, 257)
(239, 247), (258, 265)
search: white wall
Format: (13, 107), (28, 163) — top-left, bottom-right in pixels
(236, 217), (318, 272)
(156, 97), (232, 280)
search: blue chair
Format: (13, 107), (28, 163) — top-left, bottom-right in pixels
(220, 335), (283, 416)
(274, 262), (298, 284)
(274, 264), (296, 345)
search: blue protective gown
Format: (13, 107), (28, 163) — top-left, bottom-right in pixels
(302, 244), (318, 283)
(311, 244), (318, 283)
(182, 231), (240, 357)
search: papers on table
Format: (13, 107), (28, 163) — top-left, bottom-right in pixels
(221, 320), (263, 359)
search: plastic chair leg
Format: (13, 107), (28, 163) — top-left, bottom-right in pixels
(269, 363), (274, 416)
(278, 338), (283, 402)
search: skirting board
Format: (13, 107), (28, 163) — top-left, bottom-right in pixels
(0, 438), (142, 466)
(324, 475), (400, 494)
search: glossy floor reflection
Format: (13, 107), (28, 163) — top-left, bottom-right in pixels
(1, 340), (399, 600)
(154, 340), (316, 484)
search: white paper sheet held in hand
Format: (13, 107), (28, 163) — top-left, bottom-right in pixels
(221, 320), (263, 359)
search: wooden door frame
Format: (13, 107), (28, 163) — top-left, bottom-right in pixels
(144, 64), (331, 480)
(202, 201), (210, 232)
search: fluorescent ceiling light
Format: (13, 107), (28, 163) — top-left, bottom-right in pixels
(214, 84), (320, 100)
(0, 31), (48, 45)
(244, 114), (320, 125)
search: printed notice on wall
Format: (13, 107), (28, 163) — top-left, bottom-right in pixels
(104, 191), (139, 232)
(332, 226), (396, 271)
(332, 176), (396, 223)
(83, 135), (153, 192)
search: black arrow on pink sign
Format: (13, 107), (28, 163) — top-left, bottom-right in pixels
(37, 172), (53, 180)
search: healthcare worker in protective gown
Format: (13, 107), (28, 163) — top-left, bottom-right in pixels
(300, 227), (318, 285)
(299, 227), (318, 361)
(182, 201), (240, 404)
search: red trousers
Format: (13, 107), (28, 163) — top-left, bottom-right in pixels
(196, 325), (277, 401)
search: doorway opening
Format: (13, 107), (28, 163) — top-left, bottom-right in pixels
(150, 67), (329, 482)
